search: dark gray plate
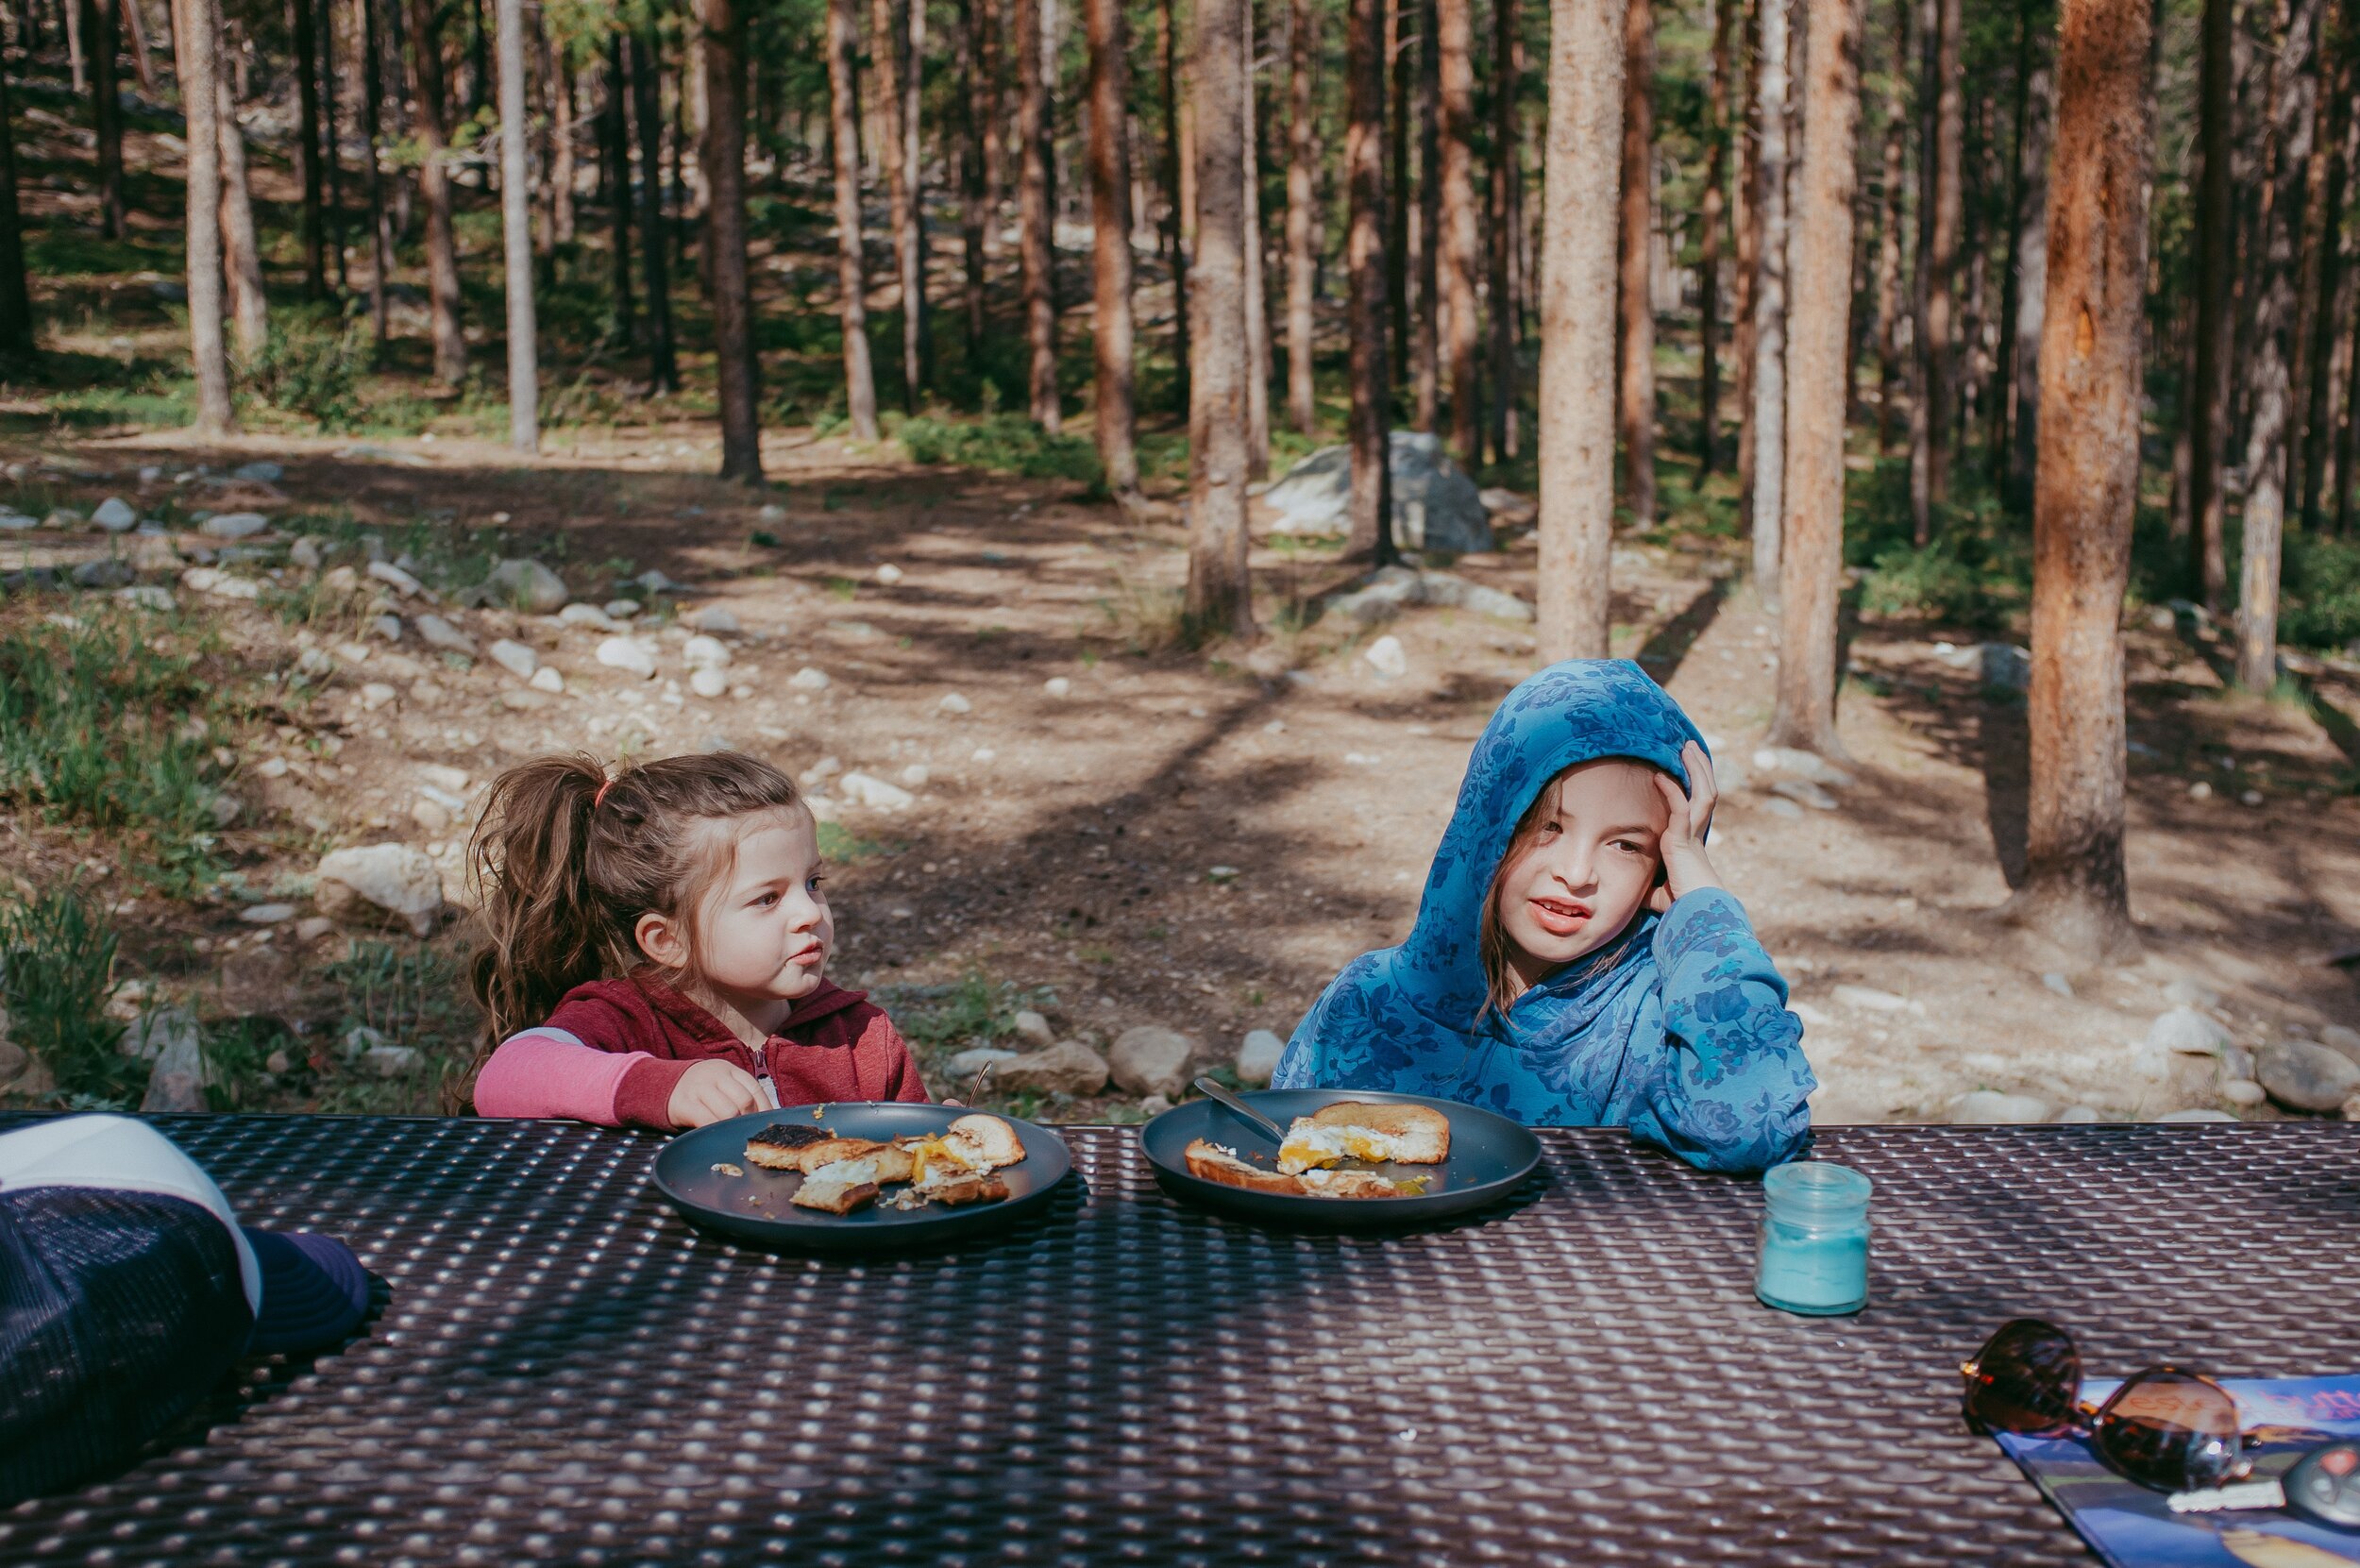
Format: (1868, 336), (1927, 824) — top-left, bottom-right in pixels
(1138, 1088), (1544, 1230)
(651, 1103), (1073, 1253)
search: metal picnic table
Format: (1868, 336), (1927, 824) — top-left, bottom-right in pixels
(4, 1114), (2357, 1566)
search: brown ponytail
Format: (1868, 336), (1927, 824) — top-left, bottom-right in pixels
(464, 749), (804, 1066)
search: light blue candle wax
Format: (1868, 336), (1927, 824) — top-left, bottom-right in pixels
(1754, 1161), (1872, 1316)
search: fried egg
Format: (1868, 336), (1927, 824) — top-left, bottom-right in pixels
(1275, 1122), (1425, 1174)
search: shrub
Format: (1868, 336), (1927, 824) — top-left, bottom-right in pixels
(239, 309), (370, 430)
(899, 413), (1104, 489)
(2282, 530), (2360, 651)
(1860, 537), (2014, 629)
(0, 882), (131, 1105)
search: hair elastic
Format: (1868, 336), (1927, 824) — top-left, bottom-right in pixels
(593, 778), (615, 811)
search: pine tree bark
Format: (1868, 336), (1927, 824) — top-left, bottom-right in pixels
(407, 0), (464, 382)
(1285, 0), (1318, 434)
(1387, 0), (1409, 390)
(495, 0), (536, 451)
(2236, 0), (2318, 691)
(551, 54), (575, 244)
(90, 0), (126, 239)
(1871, 0), (1904, 452)
(176, 0), (235, 432)
(1438, 0), (1479, 459)
(1537, 0), (1625, 662)
(2188, 0), (2233, 604)
(2009, 0), (2154, 959)
(294, 0), (325, 293)
(125, 0), (157, 92)
(605, 38), (634, 344)
(66, 0), (85, 93)
(0, 59), (29, 359)
(1486, 0), (1519, 462)
(2006, 8), (2054, 505)
(1615, 0), (1655, 523)
(1697, 0), (1729, 471)
(825, 0), (880, 436)
(1731, 0), (1757, 507)
(1159, 0), (1191, 409)
(1414, 0), (1440, 429)
(700, 0), (761, 477)
(1017, 0), (1061, 427)
(1086, 0), (1139, 493)
(1346, 0), (1395, 559)
(1241, 47), (1273, 479)
(1767, 0), (1862, 756)
(322, 0), (346, 287)
(1188, 0), (1256, 637)
(631, 31), (678, 391)
(2296, 7), (2349, 530)
(362, 0), (392, 344)
(871, 0), (923, 408)
(1748, 0), (1789, 606)
(215, 67), (268, 359)
(958, 0), (989, 357)
(1918, 0), (1961, 521)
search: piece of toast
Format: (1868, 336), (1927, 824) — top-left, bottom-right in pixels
(750, 1135), (894, 1175)
(743, 1122), (836, 1171)
(807, 1145), (917, 1187)
(1274, 1102), (1451, 1172)
(1184, 1138), (1309, 1194)
(940, 1114), (1026, 1172)
(789, 1176), (880, 1214)
(1299, 1167), (1413, 1199)
(926, 1172), (1013, 1207)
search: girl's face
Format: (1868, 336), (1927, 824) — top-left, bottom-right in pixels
(638, 808), (834, 1009)
(1492, 760), (1670, 989)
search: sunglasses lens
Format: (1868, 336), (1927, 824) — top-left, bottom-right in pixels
(2093, 1370), (2242, 1492)
(1964, 1319), (2082, 1435)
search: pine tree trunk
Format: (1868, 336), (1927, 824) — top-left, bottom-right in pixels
(826, 0), (880, 436)
(871, 0), (922, 408)
(1188, 0), (1256, 636)
(1537, 0), (1625, 661)
(321, 0), (346, 287)
(177, 0), (236, 432)
(1285, 0), (1318, 434)
(2188, 0), (2233, 603)
(1086, 0), (1139, 493)
(1159, 0), (1190, 409)
(1241, 45), (1273, 479)
(1615, 0), (1655, 524)
(1346, 0), (1395, 559)
(89, 0), (126, 239)
(1414, 0), (1440, 429)
(2009, 0), (2153, 959)
(984, 0), (1007, 254)
(2296, 8), (2349, 530)
(1766, 0), (1862, 756)
(1437, 0), (1479, 459)
(407, 0), (464, 382)
(632, 31), (678, 391)
(1697, 0), (1728, 472)
(1387, 0), (1408, 392)
(606, 40), (634, 344)
(2006, 9), (2053, 506)
(1748, 0), (1789, 606)
(125, 0), (157, 92)
(1872, 0), (1904, 452)
(0, 38), (38, 356)
(215, 67), (268, 360)
(1486, 0), (1518, 463)
(2341, 256), (2360, 531)
(1918, 0), (1961, 521)
(1731, 0), (1757, 510)
(66, 0), (86, 93)
(1017, 0), (1061, 427)
(958, 0), (989, 357)
(2237, 0), (2318, 692)
(492, 0), (535, 450)
(294, 0), (325, 294)
(552, 56), (576, 245)
(700, 0), (761, 477)
(362, 0), (391, 344)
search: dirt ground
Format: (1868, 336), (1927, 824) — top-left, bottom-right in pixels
(7, 413), (2357, 1126)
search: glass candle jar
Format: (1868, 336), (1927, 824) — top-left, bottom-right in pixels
(1754, 1161), (1872, 1316)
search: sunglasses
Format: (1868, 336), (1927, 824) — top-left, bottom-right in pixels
(1961, 1318), (2253, 1493)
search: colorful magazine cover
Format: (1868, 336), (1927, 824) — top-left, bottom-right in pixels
(1995, 1374), (2360, 1568)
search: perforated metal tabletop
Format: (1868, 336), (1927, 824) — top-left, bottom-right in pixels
(5, 1116), (2357, 1566)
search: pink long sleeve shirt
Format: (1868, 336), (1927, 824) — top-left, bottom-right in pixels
(473, 973), (931, 1131)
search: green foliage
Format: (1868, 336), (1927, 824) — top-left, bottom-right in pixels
(815, 820), (889, 863)
(238, 308), (371, 430)
(314, 939), (475, 1114)
(0, 611), (240, 889)
(2281, 531), (2360, 651)
(1860, 537), (2012, 627)
(899, 413), (1104, 489)
(0, 881), (130, 1105)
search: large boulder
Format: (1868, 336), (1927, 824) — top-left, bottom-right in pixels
(995, 1038), (1110, 1098)
(471, 557), (570, 613)
(315, 843), (446, 936)
(1261, 430), (1494, 554)
(1107, 1026), (1195, 1099)
(2256, 1039), (2360, 1113)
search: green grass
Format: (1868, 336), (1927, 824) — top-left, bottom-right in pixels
(0, 609), (246, 890)
(0, 881), (131, 1106)
(815, 819), (890, 863)
(898, 413), (1105, 490)
(311, 939), (477, 1114)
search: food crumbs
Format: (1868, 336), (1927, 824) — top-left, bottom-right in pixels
(710, 1162), (744, 1176)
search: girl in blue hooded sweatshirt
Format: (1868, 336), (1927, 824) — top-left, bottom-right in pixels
(1272, 659), (1814, 1174)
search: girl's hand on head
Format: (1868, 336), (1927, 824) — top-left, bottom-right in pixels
(1650, 741), (1724, 911)
(667, 1059), (766, 1129)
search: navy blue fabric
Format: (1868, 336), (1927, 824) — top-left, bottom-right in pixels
(243, 1229), (370, 1357)
(0, 1188), (252, 1506)
(1273, 658), (1816, 1172)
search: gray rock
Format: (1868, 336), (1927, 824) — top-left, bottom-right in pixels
(1325, 565), (1426, 625)
(1108, 1026), (1195, 1099)
(480, 557), (570, 612)
(2319, 1024), (2360, 1068)
(791, 666), (833, 691)
(315, 842), (446, 936)
(1980, 643), (2032, 692)
(1750, 747), (1856, 787)
(682, 634), (732, 669)
(341, 1024), (389, 1059)
(603, 599), (641, 618)
(288, 535), (324, 569)
(1415, 571), (1534, 622)
(1950, 1089), (2053, 1124)
(596, 636), (658, 678)
(121, 1007), (202, 1062)
(1363, 634), (1408, 681)
(838, 771), (916, 811)
(363, 1043), (422, 1077)
(0, 511), (36, 531)
(2147, 1006), (2234, 1056)
(996, 1038), (1111, 1098)
(945, 1046), (1020, 1081)
(938, 691), (972, 715)
(238, 902), (297, 924)
(633, 569), (684, 595)
(200, 511), (270, 540)
(2041, 972), (2075, 999)
(92, 497), (138, 531)
(141, 1023), (213, 1111)
(690, 605), (741, 634)
(1236, 1028), (1285, 1087)
(1263, 430), (1496, 553)
(688, 666), (729, 699)
(1769, 778), (1840, 811)
(2157, 1107), (2239, 1123)
(2053, 1104), (2103, 1124)
(70, 557), (134, 589)
(367, 560), (426, 596)
(1762, 796), (1806, 819)
(559, 601), (623, 632)
(414, 614), (477, 656)
(2256, 1038), (2360, 1113)
(232, 460), (285, 482)
(1011, 1009), (1056, 1049)
(487, 638), (539, 680)
(0, 1038), (26, 1087)
(2222, 1078), (2268, 1107)
(2162, 977), (2223, 1010)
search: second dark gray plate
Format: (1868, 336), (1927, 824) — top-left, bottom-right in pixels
(1138, 1087), (1543, 1230)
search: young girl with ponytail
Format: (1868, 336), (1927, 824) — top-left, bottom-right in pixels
(466, 751), (930, 1131)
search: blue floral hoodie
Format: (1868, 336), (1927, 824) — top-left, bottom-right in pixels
(1271, 659), (1815, 1174)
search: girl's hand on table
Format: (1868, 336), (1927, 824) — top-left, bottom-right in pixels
(667, 1060), (766, 1128)
(1650, 741), (1724, 912)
